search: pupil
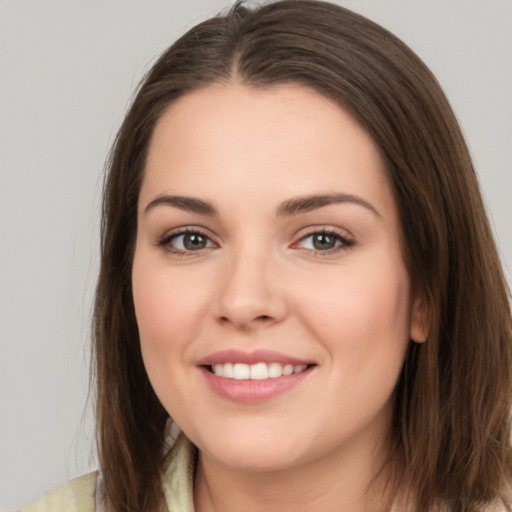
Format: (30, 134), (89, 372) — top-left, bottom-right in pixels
(313, 233), (335, 250)
(184, 233), (206, 250)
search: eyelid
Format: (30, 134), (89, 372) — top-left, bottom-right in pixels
(153, 224), (354, 257)
(155, 226), (219, 255)
(291, 226), (355, 254)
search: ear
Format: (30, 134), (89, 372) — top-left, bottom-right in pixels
(410, 293), (429, 343)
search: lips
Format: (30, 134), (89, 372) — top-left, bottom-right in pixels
(196, 348), (313, 366)
(197, 349), (316, 403)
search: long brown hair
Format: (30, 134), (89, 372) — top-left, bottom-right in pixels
(93, 1), (512, 510)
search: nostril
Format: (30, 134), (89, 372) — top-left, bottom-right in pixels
(217, 313), (275, 328)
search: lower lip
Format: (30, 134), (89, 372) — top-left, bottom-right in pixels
(200, 366), (313, 403)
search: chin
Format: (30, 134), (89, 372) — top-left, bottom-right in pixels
(196, 430), (308, 473)
(208, 448), (300, 473)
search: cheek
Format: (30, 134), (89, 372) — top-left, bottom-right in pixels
(131, 252), (215, 420)
(297, 257), (412, 372)
(131, 250), (211, 384)
(133, 252), (205, 335)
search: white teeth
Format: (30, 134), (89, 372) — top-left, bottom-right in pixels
(250, 362), (268, 380)
(211, 362), (309, 380)
(282, 364), (294, 376)
(223, 362), (234, 378)
(233, 363), (250, 380)
(268, 362), (282, 378)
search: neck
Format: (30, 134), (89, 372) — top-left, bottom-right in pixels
(193, 427), (396, 512)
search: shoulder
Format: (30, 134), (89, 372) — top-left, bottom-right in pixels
(20, 471), (98, 512)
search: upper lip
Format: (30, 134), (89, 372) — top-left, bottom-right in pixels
(196, 349), (314, 367)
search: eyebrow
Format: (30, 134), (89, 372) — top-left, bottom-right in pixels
(276, 193), (381, 218)
(144, 195), (217, 216)
(144, 192), (380, 218)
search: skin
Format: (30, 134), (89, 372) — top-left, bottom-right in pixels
(132, 82), (427, 512)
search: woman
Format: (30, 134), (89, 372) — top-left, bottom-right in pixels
(22, 1), (512, 511)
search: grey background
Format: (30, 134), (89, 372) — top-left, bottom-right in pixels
(1, 1), (510, 510)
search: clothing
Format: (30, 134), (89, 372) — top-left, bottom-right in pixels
(20, 435), (510, 511)
(19, 435), (195, 512)
(19, 472), (97, 512)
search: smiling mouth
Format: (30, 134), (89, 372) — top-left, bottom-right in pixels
(206, 362), (313, 380)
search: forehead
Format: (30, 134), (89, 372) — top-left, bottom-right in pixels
(141, 82), (394, 218)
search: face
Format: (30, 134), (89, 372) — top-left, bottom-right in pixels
(132, 83), (426, 473)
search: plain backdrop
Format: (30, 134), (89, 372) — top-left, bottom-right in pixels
(1, 1), (511, 510)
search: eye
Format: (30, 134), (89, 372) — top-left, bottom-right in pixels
(157, 229), (216, 255)
(295, 229), (354, 254)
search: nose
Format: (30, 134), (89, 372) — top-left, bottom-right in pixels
(214, 251), (288, 330)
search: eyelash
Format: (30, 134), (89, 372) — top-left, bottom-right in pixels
(155, 227), (355, 257)
(155, 228), (216, 256)
(295, 229), (355, 254)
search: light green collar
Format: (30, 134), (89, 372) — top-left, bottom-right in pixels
(163, 434), (197, 511)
